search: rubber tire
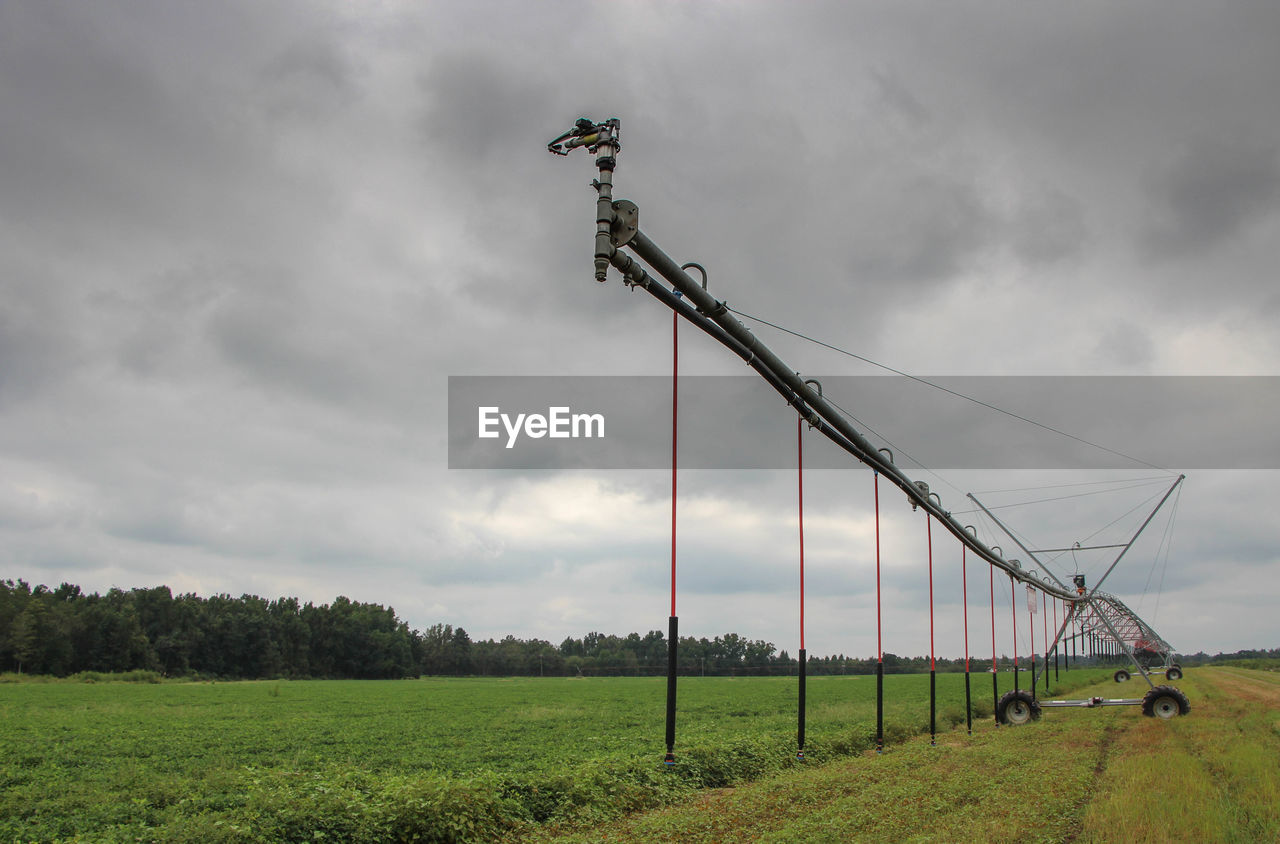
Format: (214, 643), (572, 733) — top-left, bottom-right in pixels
(996, 689), (1041, 726)
(1113, 669), (1130, 683)
(1165, 666), (1183, 681)
(1142, 685), (1191, 719)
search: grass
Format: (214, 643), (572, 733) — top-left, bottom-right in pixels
(545, 667), (1280, 843)
(1077, 667), (1280, 842)
(538, 701), (1118, 843)
(2, 666), (1269, 841)
(0, 672), (1001, 839)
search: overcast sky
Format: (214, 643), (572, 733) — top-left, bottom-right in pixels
(2, 1), (1278, 659)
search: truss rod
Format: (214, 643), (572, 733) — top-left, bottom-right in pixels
(968, 493), (1073, 594)
(1034, 544), (1128, 553)
(1087, 475), (1185, 598)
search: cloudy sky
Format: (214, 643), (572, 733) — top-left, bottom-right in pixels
(3, 1), (1278, 659)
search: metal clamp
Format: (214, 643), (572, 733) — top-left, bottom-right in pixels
(800, 379), (824, 429)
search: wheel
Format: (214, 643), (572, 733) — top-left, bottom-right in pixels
(997, 689), (1041, 726)
(1142, 685), (1191, 719)
(1113, 669), (1130, 683)
(1165, 666), (1183, 681)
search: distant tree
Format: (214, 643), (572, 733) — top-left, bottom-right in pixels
(8, 576), (1269, 680)
(10, 603), (44, 674)
(448, 627), (472, 675)
(557, 636), (581, 658)
(420, 623), (454, 674)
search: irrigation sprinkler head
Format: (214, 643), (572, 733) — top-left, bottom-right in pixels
(547, 117), (618, 157)
(549, 117), (623, 282)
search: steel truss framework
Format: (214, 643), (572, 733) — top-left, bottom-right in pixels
(1074, 591), (1172, 667)
(970, 481), (1183, 692)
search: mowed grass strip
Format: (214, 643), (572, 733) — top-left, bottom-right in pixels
(1078, 667), (1280, 843)
(540, 705), (1122, 843)
(542, 668), (1280, 844)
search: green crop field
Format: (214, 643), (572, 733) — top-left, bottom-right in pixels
(4, 666), (1273, 842)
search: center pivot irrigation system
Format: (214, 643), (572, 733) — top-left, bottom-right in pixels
(548, 117), (1191, 762)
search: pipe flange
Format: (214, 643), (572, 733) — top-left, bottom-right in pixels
(611, 200), (639, 246)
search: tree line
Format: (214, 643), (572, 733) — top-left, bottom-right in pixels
(2, 580), (1273, 679)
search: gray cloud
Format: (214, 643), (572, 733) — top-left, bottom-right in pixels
(1141, 138), (1280, 258)
(1007, 186), (1089, 266)
(1, 1), (1277, 656)
(1090, 322), (1154, 371)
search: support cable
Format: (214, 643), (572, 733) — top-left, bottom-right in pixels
(1139, 483), (1182, 618)
(727, 306), (1170, 473)
(973, 476), (1175, 496)
(825, 396), (966, 510)
(1152, 486), (1182, 622)
(962, 480), (1174, 513)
